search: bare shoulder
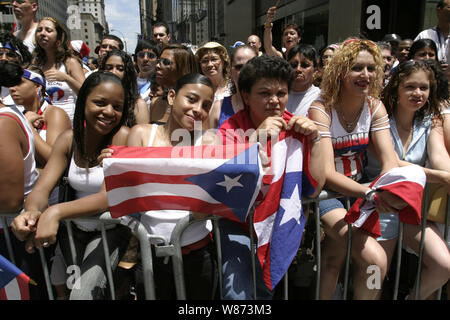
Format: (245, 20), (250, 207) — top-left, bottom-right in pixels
(127, 123), (154, 146)
(112, 125), (131, 146)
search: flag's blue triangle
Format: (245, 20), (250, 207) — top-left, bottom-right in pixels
(0, 254), (21, 289)
(186, 144), (260, 222)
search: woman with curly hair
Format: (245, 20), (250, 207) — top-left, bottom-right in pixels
(309, 38), (406, 299)
(33, 17), (85, 123)
(366, 60), (450, 299)
(100, 49), (149, 126)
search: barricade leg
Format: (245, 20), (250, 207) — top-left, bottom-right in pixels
(314, 201), (321, 300)
(38, 248), (55, 300)
(414, 184), (430, 300)
(171, 236), (187, 300)
(249, 210), (257, 300)
(342, 224), (352, 300)
(342, 198), (352, 300)
(212, 218), (223, 299)
(392, 222), (404, 300)
(1, 217), (16, 265)
(100, 224), (115, 300)
(133, 223), (157, 300)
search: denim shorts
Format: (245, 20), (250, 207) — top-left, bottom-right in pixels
(318, 197), (347, 218)
(377, 213), (399, 241)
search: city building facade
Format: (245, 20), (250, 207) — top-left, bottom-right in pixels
(138, 0), (441, 51)
(67, 0), (108, 56)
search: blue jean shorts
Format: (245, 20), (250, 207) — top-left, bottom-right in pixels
(377, 213), (399, 241)
(319, 197), (353, 218)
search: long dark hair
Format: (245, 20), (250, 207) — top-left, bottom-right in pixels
(73, 71), (130, 164)
(407, 39), (438, 61)
(173, 73), (214, 92)
(100, 49), (138, 127)
(382, 60), (440, 122)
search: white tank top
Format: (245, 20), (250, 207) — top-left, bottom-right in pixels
(0, 106), (39, 197)
(121, 124), (212, 246)
(67, 154), (113, 231)
(45, 63), (76, 124)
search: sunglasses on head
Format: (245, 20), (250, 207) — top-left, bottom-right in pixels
(137, 51), (157, 59)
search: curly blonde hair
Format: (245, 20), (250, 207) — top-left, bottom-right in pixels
(320, 38), (385, 110)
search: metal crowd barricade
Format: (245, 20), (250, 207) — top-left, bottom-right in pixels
(281, 184), (450, 300)
(1, 185), (449, 300)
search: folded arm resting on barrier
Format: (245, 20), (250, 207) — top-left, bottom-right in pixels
(11, 189), (110, 253)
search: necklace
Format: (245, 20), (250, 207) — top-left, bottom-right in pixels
(336, 105), (363, 131)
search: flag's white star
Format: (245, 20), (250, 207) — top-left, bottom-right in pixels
(217, 174), (243, 193)
(279, 184), (301, 226)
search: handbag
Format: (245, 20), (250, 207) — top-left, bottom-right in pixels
(427, 183), (448, 224)
(58, 139), (76, 203)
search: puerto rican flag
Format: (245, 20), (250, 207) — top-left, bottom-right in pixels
(103, 133), (317, 291)
(104, 143), (263, 223)
(345, 165), (426, 238)
(253, 131), (317, 290)
(0, 254), (31, 300)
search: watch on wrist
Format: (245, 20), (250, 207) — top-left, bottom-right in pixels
(264, 22), (273, 28)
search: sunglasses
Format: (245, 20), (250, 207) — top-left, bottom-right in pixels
(157, 58), (173, 66)
(137, 51), (157, 59)
(233, 63), (244, 71)
(289, 61), (312, 69)
(0, 50), (20, 59)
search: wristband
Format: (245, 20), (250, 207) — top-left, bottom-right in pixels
(264, 23), (273, 28)
(311, 133), (321, 143)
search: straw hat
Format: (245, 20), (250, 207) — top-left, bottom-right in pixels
(195, 41), (230, 78)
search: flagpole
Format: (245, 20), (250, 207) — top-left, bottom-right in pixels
(249, 205), (257, 299)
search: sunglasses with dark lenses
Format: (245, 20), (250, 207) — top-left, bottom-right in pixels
(137, 51), (157, 59)
(233, 64), (244, 71)
(157, 58), (173, 66)
(289, 61), (312, 69)
(0, 50), (19, 59)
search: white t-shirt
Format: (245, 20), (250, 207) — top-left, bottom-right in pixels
(15, 24), (37, 54)
(286, 85), (321, 117)
(415, 27), (450, 63)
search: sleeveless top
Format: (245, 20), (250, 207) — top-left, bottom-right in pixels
(45, 63), (76, 124)
(0, 106), (39, 198)
(217, 95), (244, 129)
(121, 124), (212, 246)
(68, 154), (113, 231)
(310, 97), (390, 181)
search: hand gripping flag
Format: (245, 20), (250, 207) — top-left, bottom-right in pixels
(104, 143), (263, 223)
(253, 131), (318, 290)
(345, 165), (426, 238)
(0, 254), (31, 300)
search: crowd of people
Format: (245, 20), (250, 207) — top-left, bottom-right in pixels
(0, 0), (449, 300)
